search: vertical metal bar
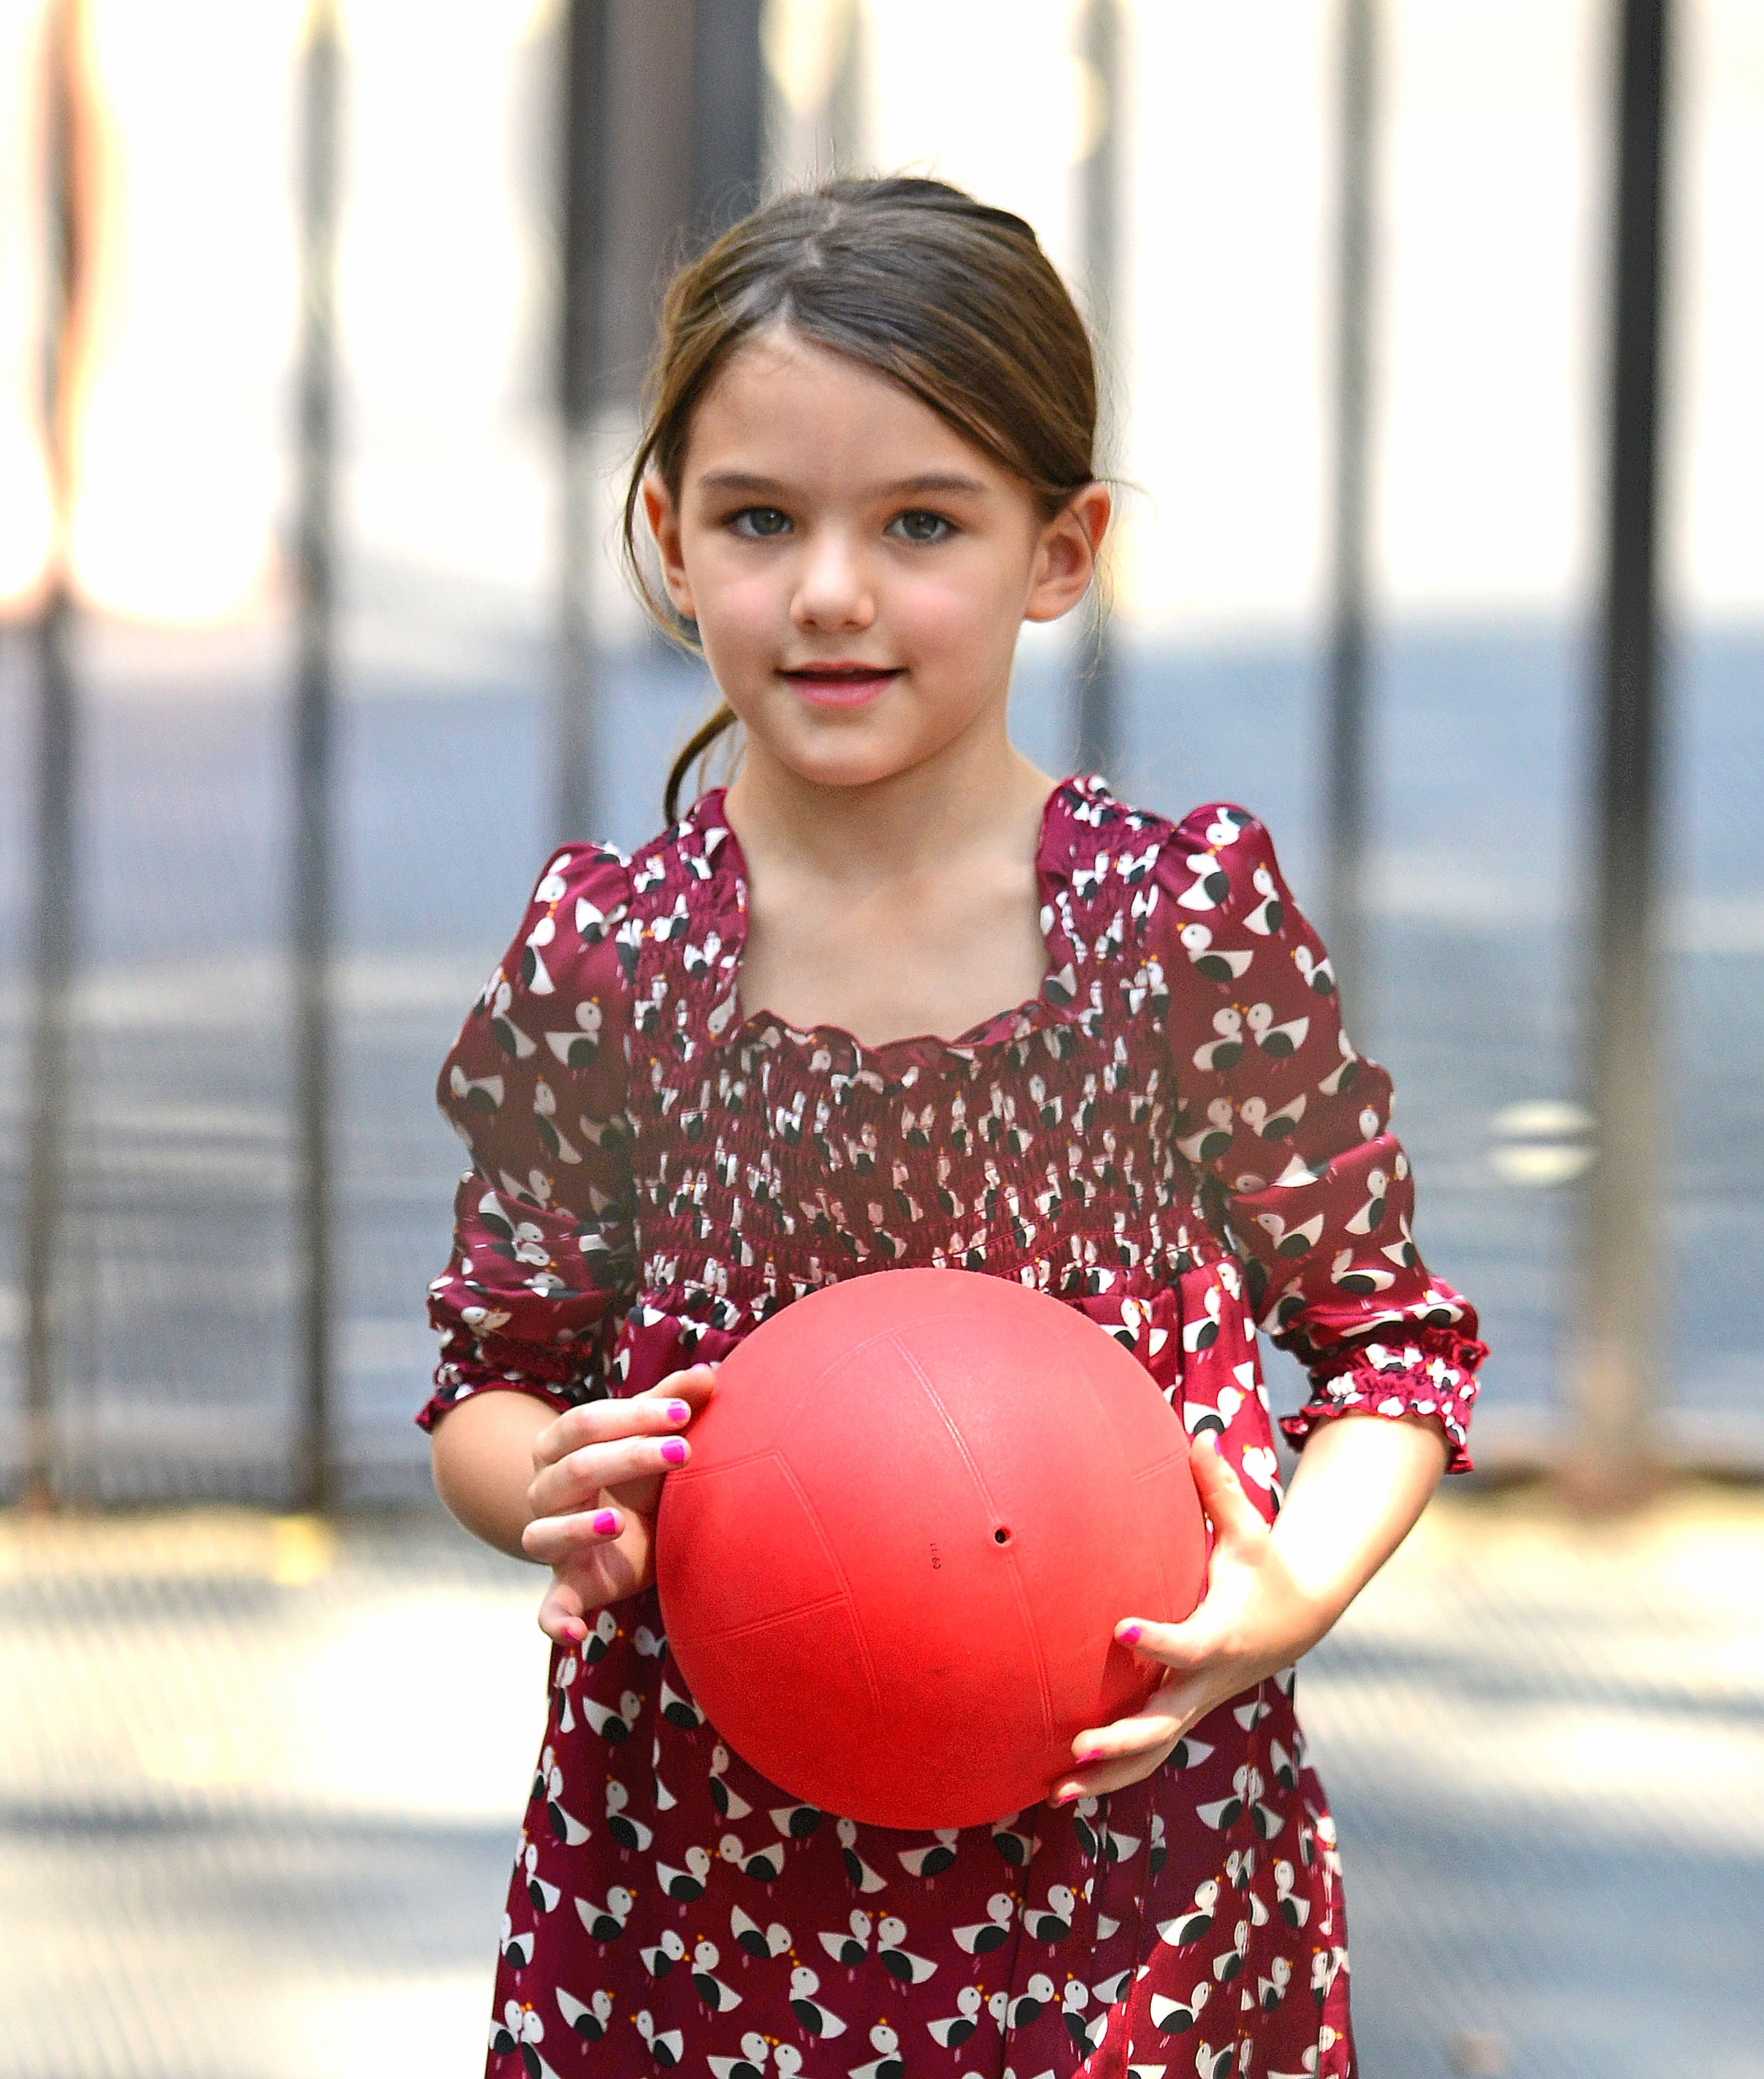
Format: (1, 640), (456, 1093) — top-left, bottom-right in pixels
(555, 0), (608, 848)
(22, 0), (82, 1509)
(692, 0), (765, 234)
(1323, 0), (1377, 1027)
(292, 0), (340, 1511)
(1075, 0), (1120, 780)
(1564, 0), (1671, 1507)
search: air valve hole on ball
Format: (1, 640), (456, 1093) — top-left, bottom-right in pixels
(993, 1525), (1012, 1545)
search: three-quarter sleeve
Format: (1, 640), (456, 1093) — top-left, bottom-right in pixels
(418, 842), (638, 1431)
(1153, 805), (1486, 1471)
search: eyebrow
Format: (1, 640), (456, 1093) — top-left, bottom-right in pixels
(695, 468), (992, 498)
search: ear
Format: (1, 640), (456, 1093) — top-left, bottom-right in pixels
(1023, 481), (1112, 624)
(641, 474), (696, 621)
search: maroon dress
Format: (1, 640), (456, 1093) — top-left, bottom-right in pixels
(421, 776), (1485, 2079)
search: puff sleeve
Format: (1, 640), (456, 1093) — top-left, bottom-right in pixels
(1153, 804), (1487, 1471)
(418, 842), (638, 1430)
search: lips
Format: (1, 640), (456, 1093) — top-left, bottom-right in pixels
(778, 662), (901, 707)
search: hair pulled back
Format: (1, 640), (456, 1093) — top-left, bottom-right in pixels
(623, 176), (1100, 824)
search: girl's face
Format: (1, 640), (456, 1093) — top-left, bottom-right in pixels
(643, 329), (1109, 792)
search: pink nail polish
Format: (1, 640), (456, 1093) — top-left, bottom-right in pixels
(591, 1509), (618, 1535)
(1118, 1623), (1143, 1645)
(1077, 1747), (1103, 1764)
(660, 1438), (687, 1466)
(665, 1400), (691, 1422)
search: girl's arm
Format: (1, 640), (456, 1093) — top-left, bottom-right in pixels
(430, 1388), (556, 1559)
(1055, 1412), (1448, 1803)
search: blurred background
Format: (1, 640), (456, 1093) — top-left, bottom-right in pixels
(0, 2), (1759, 2075)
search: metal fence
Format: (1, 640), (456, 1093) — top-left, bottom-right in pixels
(1, 0), (1760, 1509)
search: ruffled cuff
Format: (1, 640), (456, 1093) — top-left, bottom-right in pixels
(415, 1326), (608, 1432)
(1278, 1329), (1487, 1474)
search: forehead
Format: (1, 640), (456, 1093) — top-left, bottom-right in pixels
(684, 328), (1008, 492)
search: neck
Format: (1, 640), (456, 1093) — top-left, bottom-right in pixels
(723, 727), (1054, 888)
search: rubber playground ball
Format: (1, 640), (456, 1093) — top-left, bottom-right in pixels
(655, 1268), (1208, 1830)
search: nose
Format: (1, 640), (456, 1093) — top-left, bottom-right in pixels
(791, 527), (875, 633)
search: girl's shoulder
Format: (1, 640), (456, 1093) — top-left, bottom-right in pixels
(1048, 778), (1291, 926)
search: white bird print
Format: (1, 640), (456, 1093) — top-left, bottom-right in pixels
(1006, 1970), (1057, 2028)
(573, 1886), (632, 1942)
(926, 1984), (985, 2048)
(638, 1928), (685, 1979)
(659, 1674), (703, 1728)
(953, 1891), (1015, 1955)
(729, 1904), (792, 1959)
(603, 1777), (651, 1853)
(820, 1908), (872, 1966)
(836, 1817), (888, 1893)
(786, 1964), (846, 2038)
(707, 2030), (771, 2079)
(655, 1844), (711, 1901)
(718, 1830), (783, 1882)
(1246, 999), (1309, 1056)
(520, 1841), (560, 1916)
(632, 2009), (682, 2067)
(709, 1745), (752, 1819)
(896, 1827), (960, 1877)
(1158, 1878), (1220, 1947)
(847, 2021), (904, 2079)
(498, 1912), (533, 1970)
(1258, 1954), (1294, 2012)
(876, 1914), (937, 1984)
(554, 1986), (612, 2039)
(989, 1812), (1037, 1866)
(1023, 1883), (1077, 1942)
(1179, 921), (1254, 981)
(581, 1687), (640, 1744)
(690, 1938), (741, 2012)
(1149, 1980), (1210, 2033)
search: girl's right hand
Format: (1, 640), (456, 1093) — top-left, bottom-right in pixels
(523, 1364), (717, 1646)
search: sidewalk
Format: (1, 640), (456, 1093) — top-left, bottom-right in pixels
(2, 1486), (1760, 2078)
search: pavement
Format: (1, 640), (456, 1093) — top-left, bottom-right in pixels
(2, 1482), (1759, 2079)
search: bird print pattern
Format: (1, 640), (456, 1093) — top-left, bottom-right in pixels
(423, 776), (1485, 2078)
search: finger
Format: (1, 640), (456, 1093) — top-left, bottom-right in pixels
(1111, 1608), (1225, 1674)
(529, 1431), (692, 1517)
(522, 1505), (627, 1567)
(538, 1574), (588, 1646)
(532, 1369), (714, 1468)
(1188, 1432), (1267, 1544)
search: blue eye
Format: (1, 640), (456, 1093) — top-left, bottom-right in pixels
(889, 510), (953, 544)
(731, 507), (791, 538)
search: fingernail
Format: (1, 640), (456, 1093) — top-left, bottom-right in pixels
(660, 1438), (687, 1466)
(1050, 1790), (1076, 1807)
(1118, 1623), (1143, 1645)
(591, 1509), (619, 1535)
(1077, 1748), (1103, 1764)
(665, 1400), (691, 1422)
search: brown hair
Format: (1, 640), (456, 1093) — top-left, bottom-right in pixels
(621, 176), (1101, 825)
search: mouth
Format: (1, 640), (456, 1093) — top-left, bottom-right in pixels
(777, 661), (902, 707)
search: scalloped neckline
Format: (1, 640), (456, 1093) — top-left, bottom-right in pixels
(696, 777), (1097, 1063)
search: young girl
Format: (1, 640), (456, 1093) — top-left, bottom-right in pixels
(423, 177), (1484, 2079)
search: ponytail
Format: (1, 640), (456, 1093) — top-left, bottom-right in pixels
(664, 703), (741, 825)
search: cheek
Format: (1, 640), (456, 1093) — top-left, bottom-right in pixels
(897, 559), (1024, 665)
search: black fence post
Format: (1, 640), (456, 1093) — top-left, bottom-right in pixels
(692, 0), (766, 231)
(292, 0), (341, 1512)
(1564, 0), (1672, 1508)
(1074, 0), (1120, 781)
(1323, 0), (1377, 1029)
(21, 0), (83, 1511)
(556, 0), (608, 850)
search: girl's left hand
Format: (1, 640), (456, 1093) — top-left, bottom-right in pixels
(1049, 1435), (1340, 1806)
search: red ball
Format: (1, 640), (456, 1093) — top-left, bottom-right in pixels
(655, 1268), (1207, 1830)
